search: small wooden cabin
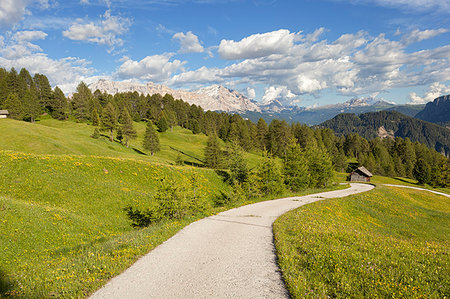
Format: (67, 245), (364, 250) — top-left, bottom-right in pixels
(0, 110), (9, 119)
(349, 166), (373, 182)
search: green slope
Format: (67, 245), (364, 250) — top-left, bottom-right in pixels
(274, 185), (450, 298)
(0, 150), (231, 298)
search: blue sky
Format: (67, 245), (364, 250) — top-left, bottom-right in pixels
(0, 0), (449, 107)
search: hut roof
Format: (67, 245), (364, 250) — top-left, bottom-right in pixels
(355, 166), (373, 177)
(0, 110), (9, 115)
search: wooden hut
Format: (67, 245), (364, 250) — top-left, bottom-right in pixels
(0, 110), (9, 119)
(349, 166), (373, 182)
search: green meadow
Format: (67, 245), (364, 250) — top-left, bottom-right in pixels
(274, 185), (449, 298)
(0, 118), (306, 297)
(1, 118), (448, 298)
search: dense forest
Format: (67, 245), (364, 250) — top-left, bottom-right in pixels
(320, 111), (450, 157)
(1, 67), (449, 188)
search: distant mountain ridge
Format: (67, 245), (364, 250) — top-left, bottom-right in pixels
(242, 97), (398, 125)
(320, 110), (450, 157)
(415, 95), (450, 127)
(88, 79), (260, 113)
(88, 79), (447, 128)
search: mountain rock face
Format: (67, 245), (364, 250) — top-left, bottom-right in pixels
(415, 95), (450, 126)
(88, 80), (260, 113)
(320, 110), (450, 156)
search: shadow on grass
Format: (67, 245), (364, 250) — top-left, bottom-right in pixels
(132, 147), (148, 156)
(394, 177), (419, 186)
(215, 170), (230, 183)
(0, 269), (14, 296)
(183, 161), (204, 168)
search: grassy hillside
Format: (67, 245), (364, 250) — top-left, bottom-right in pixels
(274, 185), (449, 298)
(0, 118), (263, 169)
(0, 150), (231, 297)
(0, 118), (279, 297)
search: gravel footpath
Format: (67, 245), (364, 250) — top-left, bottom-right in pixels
(90, 183), (374, 299)
(383, 184), (450, 197)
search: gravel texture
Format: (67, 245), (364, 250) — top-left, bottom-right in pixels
(90, 183), (374, 299)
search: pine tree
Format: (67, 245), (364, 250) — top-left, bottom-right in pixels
(34, 73), (54, 114)
(22, 89), (40, 123)
(72, 82), (92, 121)
(257, 153), (284, 195)
(121, 108), (137, 147)
(92, 108), (100, 126)
(283, 140), (310, 191)
(101, 102), (117, 142)
(52, 87), (67, 120)
(4, 93), (24, 120)
(227, 142), (249, 184)
(157, 115), (169, 132)
(413, 158), (431, 185)
(306, 144), (334, 188)
(143, 121), (160, 155)
(204, 134), (222, 169)
(116, 126), (124, 144)
(91, 128), (100, 139)
(256, 118), (268, 150)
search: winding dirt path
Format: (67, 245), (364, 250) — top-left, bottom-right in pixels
(383, 184), (450, 198)
(90, 183), (374, 299)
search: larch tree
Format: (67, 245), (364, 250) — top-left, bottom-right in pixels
(121, 107), (137, 147)
(52, 87), (67, 120)
(101, 102), (117, 142)
(204, 134), (223, 169)
(91, 107), (100, 126)
(283, 139), (310, 191)
(4, 93), (24, 120)
(143, 121), (160, 155)
(72, 82), (93, 121)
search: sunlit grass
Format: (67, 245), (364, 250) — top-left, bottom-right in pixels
(274, 185), (450, 298)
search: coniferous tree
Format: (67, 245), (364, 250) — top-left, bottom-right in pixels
(116, 127), (124, 144)
(121, 108), (137, 147)
(256, 118), (268, 150)
(257, 153), (284, 195)
(92, 108), (100, 126)
(143, 121), (160, 155)
(101, 102), (117, 142)
(204, 134), (223, 169)
(413, 158), (431, 185)
(157, 115), (169, 132)
(22, 89), (40, 123)
(283, 140), (309, 191)
(34, 73), (54, 113)
(72, 82), (93, 121)
(52, 87), (67, 120)
(227, 142), (249, 184)
(4, 93), (24, 120)
(306, 144), (334, 188)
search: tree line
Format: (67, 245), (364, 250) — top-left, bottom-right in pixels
(1, 67), (448, 188)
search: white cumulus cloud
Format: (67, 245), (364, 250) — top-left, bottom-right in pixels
(153, 28), (450, 104)
(262, 86), (296, 105)
(172, 31), (204, 53)
(63, 10), (131, 49)
(402, 28), (449, 45)
(218, 29), (299, 60)
(246, 87), (256, 99)
(0, 0), (28, 27)
(409, 82), (450, 104)
(13, 30), (47, 42)
(116, 54), (185, 82)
